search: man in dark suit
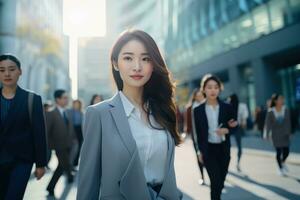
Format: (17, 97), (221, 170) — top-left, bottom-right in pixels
(0, 54), (47, 199)
(46, 89), (76, 197)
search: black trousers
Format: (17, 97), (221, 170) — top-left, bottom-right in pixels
(47, 149), (72, 192)
(73, 125), (83, 166)
(276, 147), (289, 169)
(204, 143), (230, 200)
(0, 161), (32, 200)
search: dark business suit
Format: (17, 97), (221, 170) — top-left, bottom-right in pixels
(194, 100), (236, 200)
(0, 86), (47, 200)
(46, 107), (76, 193)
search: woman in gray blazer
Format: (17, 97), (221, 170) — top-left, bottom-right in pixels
(77, 29), (182, 200)
(265, 94), (292, 176)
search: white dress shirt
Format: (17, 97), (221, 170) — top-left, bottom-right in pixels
(119, 91), (168, 185)
(205, 104), (223, 143)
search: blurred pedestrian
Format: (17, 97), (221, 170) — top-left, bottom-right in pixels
(43, 101), (53, 112)
(77, 29), (183, 200)
(68, 99), (84, 168)
(46, 89), (76, 197)
(265, 93), (292, 176)
(0, 54), (47, 199)
(184, 88), (206, 185)
(194, 74), (237, 200)
(228, 94), (249, 172)
(89, 94), (102, 105)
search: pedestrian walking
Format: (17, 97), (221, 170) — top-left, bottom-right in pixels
(228, 93), (249, 172)
(184, 88), (206, 185)
(46, 89), (76, 197)
(68, 99), (83, 168)
(265, 93), (292, 176)
(89, 94), (102, 105)
(194, 74), (237, 200)
(77, 29), (183, 200)
(0, 54), (47, 200)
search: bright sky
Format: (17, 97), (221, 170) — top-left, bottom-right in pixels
(63, 0), (106, 99)
(63, 0), (106, 37)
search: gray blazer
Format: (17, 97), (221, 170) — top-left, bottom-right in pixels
(265, 108), (291, 147)
(77, 93), (182, 200)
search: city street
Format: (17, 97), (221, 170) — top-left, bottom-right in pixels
(24, 132), (300, 200)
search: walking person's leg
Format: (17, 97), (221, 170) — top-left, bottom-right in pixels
(0, 163), (14, 199)
(281, 146), (290, 172)
(4, 162), (33, 200)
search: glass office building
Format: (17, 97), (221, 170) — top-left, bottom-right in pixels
(164, 0), (300, 113)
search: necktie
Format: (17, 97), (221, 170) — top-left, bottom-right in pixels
(63, 111), (69, 125)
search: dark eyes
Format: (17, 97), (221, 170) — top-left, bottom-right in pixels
(122, 56), (151, 62)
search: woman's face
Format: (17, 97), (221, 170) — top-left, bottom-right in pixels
(0, 59), (22, 87)
(203, 80), (220, 101)
(195, 91), (204, 102)
(73, 101), (81, 110)
(115, 39), (153, 90)
(276, 96), (284, 106)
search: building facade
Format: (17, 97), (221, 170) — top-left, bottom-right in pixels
(0, 0), (69, 100)
(164, 0), (300, 114)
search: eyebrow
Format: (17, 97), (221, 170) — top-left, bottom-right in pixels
(122, 52), (150, 56)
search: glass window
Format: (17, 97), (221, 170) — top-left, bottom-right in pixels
(269, 0), (287, 31)
(252, 4), (271, 36)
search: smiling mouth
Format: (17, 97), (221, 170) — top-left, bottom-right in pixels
(130, 75), (144, 80)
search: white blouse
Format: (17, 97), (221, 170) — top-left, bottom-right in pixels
(119, 92), (168, 185)
(205, 104), (223, 143)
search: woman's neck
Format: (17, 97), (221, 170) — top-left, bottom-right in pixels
(206, 98), (218, 106)
(2, 85), (17, 99)
(122, 86), (143, 108)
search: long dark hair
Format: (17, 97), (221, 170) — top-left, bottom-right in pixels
(110, 29), (181, 145)
(270, 93), (282, 108)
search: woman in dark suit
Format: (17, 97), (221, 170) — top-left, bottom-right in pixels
(0, 54), (47, 199)
(193, 74), (237, 200)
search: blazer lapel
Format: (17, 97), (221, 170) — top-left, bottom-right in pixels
(109, 93), (151, 199)
(1, 86), (25, 135)
(109, 93), (136, 156)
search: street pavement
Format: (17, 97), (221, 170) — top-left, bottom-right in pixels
(24, 131), (300, 200)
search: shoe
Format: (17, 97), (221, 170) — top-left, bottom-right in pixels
(236, 164), (241, 172)
(198, 178), (205, 185)
(282, 163), (289, 173)
(277, 168), (285, 176)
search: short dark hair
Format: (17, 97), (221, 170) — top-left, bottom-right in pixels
(54, 89), (66, 99)
(0, 54), (21, 69)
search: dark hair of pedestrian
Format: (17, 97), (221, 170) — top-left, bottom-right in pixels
(270, 93), (282, 107)
(0, 54), (21, 69)
(73, 99), (82, 110)
(200, 74), (224, 97)
(89, 94), (102, 105)
(110, 29), (181, 145)
(54, 89), (66, 100)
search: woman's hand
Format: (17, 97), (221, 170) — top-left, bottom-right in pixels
(228, 119), (238, 128)
(35, 167), (46, 180)
(197, 152), (204, 163)
(216, 128), (229, 136)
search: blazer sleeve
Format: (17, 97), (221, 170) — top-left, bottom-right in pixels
(265, 111), (273, 137)
(193, 107), (203, 154)
(32, 94), (48, 167)
(77, 106), (102, 200)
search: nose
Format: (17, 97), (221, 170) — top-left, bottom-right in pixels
(133, 59), (142, 72)
(4, 70), (10, 76)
